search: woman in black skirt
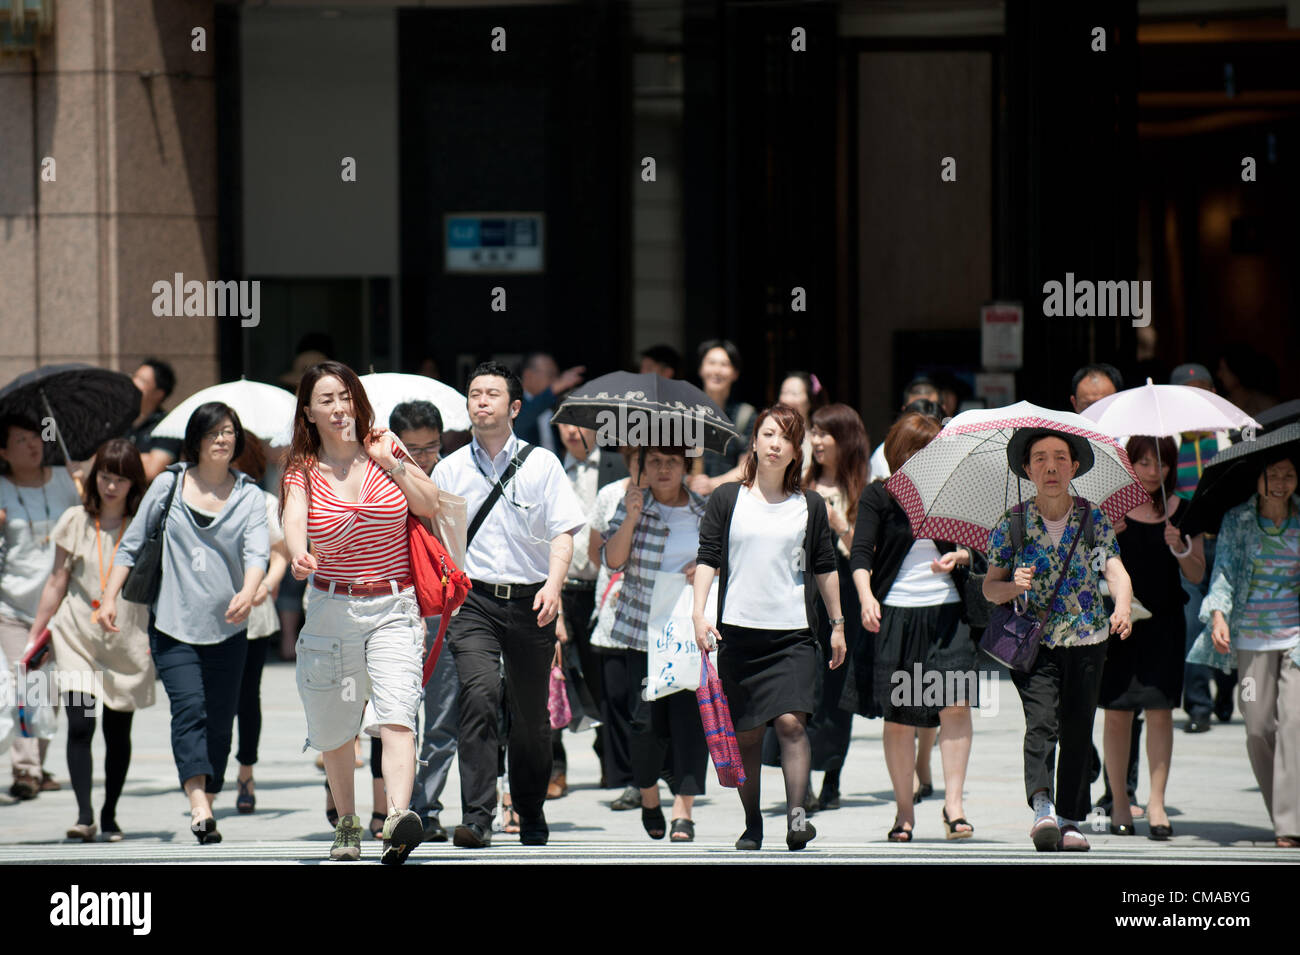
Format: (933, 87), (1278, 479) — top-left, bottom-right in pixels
(692, 405), (845, 851)
(851, 412), (979, 842)
(1100, 436), (1204, 840)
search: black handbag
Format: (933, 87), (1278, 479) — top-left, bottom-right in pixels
(121, 465), (184, 605)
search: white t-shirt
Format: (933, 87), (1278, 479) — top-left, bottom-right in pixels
(588, 480), (627, 650)
(884, 539), (960, 608)
(722, 488), (808, 630)
(869, 443), (889, 482)
(659, 502), (700, 574)
(0, 468), (82, 623)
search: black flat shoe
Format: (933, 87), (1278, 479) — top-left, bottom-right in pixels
(817, 790), (841, 811)
(735, 828), (762, 851)
(1109, 822), (1136, 835)
(1185, 719), (1211, 734)
(642, 805), (666, 840)
(452, 822), (492, 848)
(912, 783), (933, 805)
(1149, 823), (1173, 841)
(787, 821), (817, 851)
(519, 815), (549, 846)
(422, 815), (448, 842)
(192, 817), (221, 845)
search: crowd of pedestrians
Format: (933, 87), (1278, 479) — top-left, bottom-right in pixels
(1, 341), (1296, 859)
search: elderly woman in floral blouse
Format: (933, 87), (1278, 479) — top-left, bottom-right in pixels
(1187, 451), (1300, 848)
(983, 428), (1134, 853)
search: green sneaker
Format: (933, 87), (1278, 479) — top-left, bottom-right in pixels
(381, 809), (423, 865)
(330, 814), (363, 861)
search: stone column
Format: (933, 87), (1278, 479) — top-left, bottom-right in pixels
(0, 0), (220, 399)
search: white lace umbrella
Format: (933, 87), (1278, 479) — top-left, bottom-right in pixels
(359, 373), (471, 433)
(152, 379), (298, 447)
(884, 401), (1152, 551)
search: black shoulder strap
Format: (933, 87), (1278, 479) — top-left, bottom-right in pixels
(466, 444), (536, 548)
(159, 465), (184, 527)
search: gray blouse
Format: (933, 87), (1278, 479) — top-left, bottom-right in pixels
(117, 465), (269, 645)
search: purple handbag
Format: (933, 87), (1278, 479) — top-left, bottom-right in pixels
(979, 503), (1087, 673)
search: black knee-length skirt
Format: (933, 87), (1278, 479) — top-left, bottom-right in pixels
(717, 624), (820, 732)
(872, 601), (975, 728)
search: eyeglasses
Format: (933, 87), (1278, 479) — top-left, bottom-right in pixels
(204, 429), (237, 441)
(408, 443), (441, 456)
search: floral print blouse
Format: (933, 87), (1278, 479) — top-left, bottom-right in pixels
(987, 498), (1120, 649)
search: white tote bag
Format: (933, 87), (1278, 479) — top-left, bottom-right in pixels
(0, 651), (15, 755)
(643, 571), (717, 701)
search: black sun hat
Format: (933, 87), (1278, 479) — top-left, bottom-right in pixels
(1006, 427), (1095, 480)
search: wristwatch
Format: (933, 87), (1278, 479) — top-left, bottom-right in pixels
(386, 459), (406, 478)
(829, 616), (845, 627)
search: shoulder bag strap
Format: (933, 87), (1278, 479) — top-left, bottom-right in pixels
(1036, 503), (1087, 624)
(466, 444), (536, 548)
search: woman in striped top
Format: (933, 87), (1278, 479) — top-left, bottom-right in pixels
(280, 361), (441, 865)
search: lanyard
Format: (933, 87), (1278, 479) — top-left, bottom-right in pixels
(472, 438), (526, 509)
(92, 516), (125, 610)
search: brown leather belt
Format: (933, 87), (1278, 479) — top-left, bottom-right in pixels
(313, 576), (413, 598)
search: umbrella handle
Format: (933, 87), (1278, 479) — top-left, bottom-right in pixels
(1168, 535), (1193, 559)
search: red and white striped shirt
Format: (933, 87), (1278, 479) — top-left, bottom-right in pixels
(284, 444), (411, 584)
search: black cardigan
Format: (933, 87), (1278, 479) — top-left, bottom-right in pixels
(696, 481), (838, 630)
(848, 481), (971, 609)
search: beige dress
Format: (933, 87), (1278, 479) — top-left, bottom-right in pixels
(48, 506), (155, 712)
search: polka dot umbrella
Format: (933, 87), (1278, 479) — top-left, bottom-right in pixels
(884, 401), (1152, 552)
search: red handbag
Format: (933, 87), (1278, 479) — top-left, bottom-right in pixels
(406, 513), (472, 688)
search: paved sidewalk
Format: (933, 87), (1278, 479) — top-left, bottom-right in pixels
(1, 655), (1287, 863)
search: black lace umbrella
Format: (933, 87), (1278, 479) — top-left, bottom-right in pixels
(1181, 423), (1300, 537)
(0, 364), (140, 462)
(551, 371), (741, 456)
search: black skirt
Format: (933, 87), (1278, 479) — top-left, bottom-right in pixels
(1098, 610), (1186, 710)
(872, 602), (974, 728)
(717, 624), (820, 732)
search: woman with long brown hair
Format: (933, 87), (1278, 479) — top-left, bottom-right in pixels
(280, 360), (441, 864)
(692, 405), (846, 851)
(803, 403), (870, 810)
(24, 439), (154, 841)
(851, 412), (979, 842)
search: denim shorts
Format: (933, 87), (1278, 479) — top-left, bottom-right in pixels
(295, 583), (424, 752)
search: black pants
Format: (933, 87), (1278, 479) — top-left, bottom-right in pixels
(64, 693), (134, 827)
(449, 588), (558, 828)
(1010, 640), (1108, 822)
(149, 617), (247, 794)
(552, 586), (600, 776)
(599, 648), (638, 789)
(235, 637), (270, 767)
(627, 649), (709, 796)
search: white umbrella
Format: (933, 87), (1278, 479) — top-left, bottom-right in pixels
(153, 379), (298, 447)
(358, 373), (470, 433)
(885, 401), (1151, 552)
(1081, 377), (1261, 552)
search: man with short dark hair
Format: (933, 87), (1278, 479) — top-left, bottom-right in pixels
(638, 344), (680, 379)
(1069, 363), (1123, 414)
(868, 378), (942, 481)
(516, 352), (585, 454)
(388, 400), (456, 840)
(433, 362), (587, 847)
(126, 358), (183, 482)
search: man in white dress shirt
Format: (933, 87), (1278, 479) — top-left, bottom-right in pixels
(433, 362), (587, 848)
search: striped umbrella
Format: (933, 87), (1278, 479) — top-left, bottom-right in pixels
(884, 402), (1152, 551)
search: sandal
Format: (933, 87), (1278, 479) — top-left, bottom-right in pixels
(887, 819), (913, 842)
(369, 812), (386, 840)
(1059, 823), (1090, 852)
(670, 818), (695, 842)
(1276, 836), (1300, 848)
(236, 778), (255, 814)
(942, 807), (973, 839)
(1030, 815), (1061, 852)
(642, 804), (667, 840)
(912, 782), (933, 805)
(502, 798), (521, 834)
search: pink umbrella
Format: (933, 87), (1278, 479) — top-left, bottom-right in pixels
(885, 402), (1152, 551)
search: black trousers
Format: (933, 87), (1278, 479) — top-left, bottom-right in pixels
(148, 620), (247, 794)
(1010, 640), (1108, 822)
(599, 648), (638, 789)
(626, 649), (709, 796)
(449, 588), (558, 828)
(235, 636), (270, 767)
